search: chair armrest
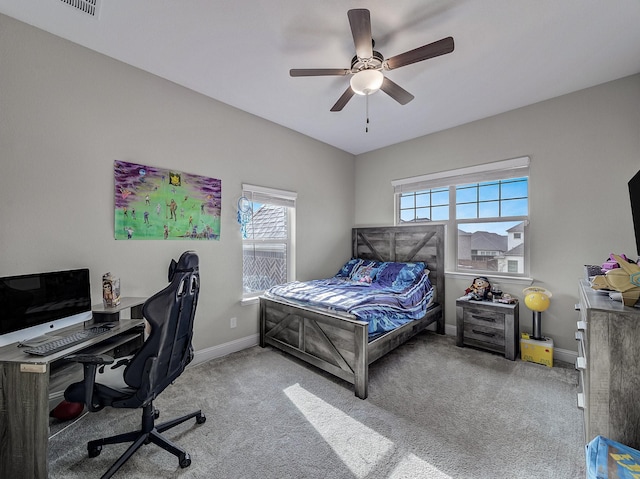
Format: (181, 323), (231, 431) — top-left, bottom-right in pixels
(64, 353), (115, 365)
(64, 354), (115, 412)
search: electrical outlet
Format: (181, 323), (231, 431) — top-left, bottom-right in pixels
(230, 317), (237, 329)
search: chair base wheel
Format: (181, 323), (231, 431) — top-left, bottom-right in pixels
(88, 444), (102, 458)
(179, 452), (191, 468)
(196, 413), (206, 424)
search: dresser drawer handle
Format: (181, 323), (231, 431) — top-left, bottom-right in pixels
(472, 329), (496, 338)
(471, 315), (496, 323)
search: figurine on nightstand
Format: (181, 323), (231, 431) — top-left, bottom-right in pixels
(464, 276), (492, 301)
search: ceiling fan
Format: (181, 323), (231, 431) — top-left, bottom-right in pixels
(290, 9), (455, 112)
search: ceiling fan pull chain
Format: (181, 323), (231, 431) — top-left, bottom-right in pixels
(365, 93), (370, 133)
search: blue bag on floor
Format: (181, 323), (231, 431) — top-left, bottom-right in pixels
(586, 435), (640, 478)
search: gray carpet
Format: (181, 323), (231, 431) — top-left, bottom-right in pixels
(48, 332), (586, 478)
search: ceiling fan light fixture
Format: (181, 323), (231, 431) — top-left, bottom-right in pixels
(350, 69), (383, 95)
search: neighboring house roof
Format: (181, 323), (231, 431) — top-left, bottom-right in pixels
(244, 204), (286, 239)
(469, 231), (508, 252)
(505, 243), (525, 256)
(507, 222), (525, 233)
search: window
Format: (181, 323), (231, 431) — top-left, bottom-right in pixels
(392, 157), (530, 276)
(241, 184), (296, 298)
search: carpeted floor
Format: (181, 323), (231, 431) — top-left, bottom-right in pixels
(48, 332), (586, 478)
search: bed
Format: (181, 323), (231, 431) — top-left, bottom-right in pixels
(259, 224), (445, 399)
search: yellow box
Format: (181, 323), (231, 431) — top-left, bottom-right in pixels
(520, 335), (553, 367)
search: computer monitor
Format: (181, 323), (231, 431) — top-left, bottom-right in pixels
(0, 268), (92, 347)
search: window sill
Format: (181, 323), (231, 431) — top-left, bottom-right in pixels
(445, 271), (534, 286)
(240, 296), (261, 306)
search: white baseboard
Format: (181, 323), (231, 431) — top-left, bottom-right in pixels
(189, 328), (578, 370)
(443, 323), (577, 365)
(190, 333), (259, 367)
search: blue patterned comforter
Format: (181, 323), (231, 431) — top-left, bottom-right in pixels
(265, 268), (434, 338)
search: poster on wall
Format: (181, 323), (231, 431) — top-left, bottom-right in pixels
(114, 160), (221, 240)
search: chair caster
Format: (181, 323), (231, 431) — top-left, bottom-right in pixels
(196, 413), (206, 424)
(88, 444), (102, 458)
(179, 452), (191, 468)
(154, 408), (160, 419)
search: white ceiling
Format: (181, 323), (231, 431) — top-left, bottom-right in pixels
(2, 0), (640, 155)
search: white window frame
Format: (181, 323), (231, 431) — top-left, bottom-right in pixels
(241, 184), (296, 301)
(392, 157), (530, 279)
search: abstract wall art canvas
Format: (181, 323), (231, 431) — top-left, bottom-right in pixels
(114, 160), (221, 240)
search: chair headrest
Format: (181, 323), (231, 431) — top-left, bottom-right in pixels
(168, 251), (199, 282)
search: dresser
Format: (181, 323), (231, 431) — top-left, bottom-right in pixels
(576, 280), (640, 449)
(456, 298), (519, 360)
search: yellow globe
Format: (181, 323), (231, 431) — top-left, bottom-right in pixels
(524, 292), (550, 312)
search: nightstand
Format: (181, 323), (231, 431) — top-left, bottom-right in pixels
(456, 298), (519, 360)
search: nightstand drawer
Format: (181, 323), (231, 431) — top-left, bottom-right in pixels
(462, 307), (506, 329)
(463, 321), (505, 347)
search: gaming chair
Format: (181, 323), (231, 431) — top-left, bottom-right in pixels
(64, 251), (205, 478)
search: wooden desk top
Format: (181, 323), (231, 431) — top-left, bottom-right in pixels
(0, 318), (144, 365)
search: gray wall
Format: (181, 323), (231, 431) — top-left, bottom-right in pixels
(0, 14), (355, 351)
(355, 74), (640, 351)
(3, 12), (639, 356)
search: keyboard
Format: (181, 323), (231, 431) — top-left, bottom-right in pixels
(22, 326), (114, 356)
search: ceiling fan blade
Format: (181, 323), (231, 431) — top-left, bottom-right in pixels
(384, 36), (454, 71)
(330, 87), (355, 111)
(348, 9), (373, 59)
(380, 77), (414, 105)
(290, 68), (350, 77)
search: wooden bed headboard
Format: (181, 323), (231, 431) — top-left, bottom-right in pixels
(352, 225), (445, 306)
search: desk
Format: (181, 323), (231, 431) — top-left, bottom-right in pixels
(0, 303), (145, 479)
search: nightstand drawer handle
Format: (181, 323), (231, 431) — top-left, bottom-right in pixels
(472, 329), (496, 338)
(472, 314), (496, 323)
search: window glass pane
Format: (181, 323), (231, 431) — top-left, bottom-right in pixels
(416, 207), (431, 220)
(431, 205), (449, 221)
(400, 209), (415, 222)
(501, 178), (528, 199)
(456, 186), (477, 203)
(415, 193), (430, 207)
(479, 183), (499, 201)
(479, 201), (499, 218)
(501, 198), (528, 216)
(243, 244), (287, 293)
(457, 203), (477, 219)
(244, 204), (287, 240)
(431, 189), (449, 206)
(457, 221), (525, 274)
(400, 194), (415, 209)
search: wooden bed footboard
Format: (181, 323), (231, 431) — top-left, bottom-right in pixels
(260, 224), (445, 399)
(261, 297), (443, 399)
(260, 296), (370, 398)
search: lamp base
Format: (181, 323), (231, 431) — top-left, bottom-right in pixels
(521, 334), (554, 367)
(531, 311), (544, 340)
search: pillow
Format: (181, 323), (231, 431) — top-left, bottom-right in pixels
(376, 262), (427, 288)
(348, 260), (380, 284)
(335, 258), (363, 278)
